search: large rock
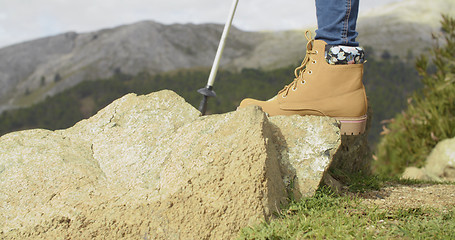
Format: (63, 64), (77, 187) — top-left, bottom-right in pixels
(402, 137), (455, 182)
(0, 90), (340, 239)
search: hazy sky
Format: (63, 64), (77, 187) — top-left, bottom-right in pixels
(0, 0), (404, 48)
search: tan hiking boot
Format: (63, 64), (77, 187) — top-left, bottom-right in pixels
(238, 32), (368, 135)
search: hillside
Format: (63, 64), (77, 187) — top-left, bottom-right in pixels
(0, 22), (308, 113)
(0, 0), (453, 114)
(357, 0), (455, 58)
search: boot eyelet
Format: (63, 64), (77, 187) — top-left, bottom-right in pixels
(315, 50), (319, 54)
(282, 94), (287, 98)
(312, 60), (317, 64)
(292, 87), (297, 91)
(301, 80), (306, 84)
(308, 70), (313, 75)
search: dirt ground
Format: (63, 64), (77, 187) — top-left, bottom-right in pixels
(359, 184), (455, 210)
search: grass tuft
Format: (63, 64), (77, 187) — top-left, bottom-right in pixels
(237, 185), (455, 240)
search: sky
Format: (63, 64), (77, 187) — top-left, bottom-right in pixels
(0, 0), (404, 48)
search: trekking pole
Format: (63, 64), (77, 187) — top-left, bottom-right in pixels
(197, 0), (239, 115)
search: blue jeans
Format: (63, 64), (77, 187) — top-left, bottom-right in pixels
(315, 0), (359, 46)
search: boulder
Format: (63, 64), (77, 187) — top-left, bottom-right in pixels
(402, 137), (455, 182)
(402, 167), (430, 181)
(0, 90), (340, 239)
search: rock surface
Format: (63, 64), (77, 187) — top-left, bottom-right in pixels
(402, 137), (455, 182)
(0, 90), (340, 239)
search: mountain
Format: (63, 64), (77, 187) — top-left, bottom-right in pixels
(0, 22), (308, 113)
(357, 0), (455, 57)
(0, 0), (453, 113)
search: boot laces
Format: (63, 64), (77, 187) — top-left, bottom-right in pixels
(279, 31), (317, 97)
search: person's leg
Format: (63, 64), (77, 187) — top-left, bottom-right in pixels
(315, 0), (360, 46)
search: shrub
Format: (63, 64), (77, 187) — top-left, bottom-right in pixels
(374, 15), (455, 177)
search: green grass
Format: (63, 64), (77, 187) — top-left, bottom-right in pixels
(237, 185), (455, 240)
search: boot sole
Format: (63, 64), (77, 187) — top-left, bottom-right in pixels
(335, 115), (367, 135)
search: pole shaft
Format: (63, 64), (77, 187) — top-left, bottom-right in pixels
(206, 0), (239, 87)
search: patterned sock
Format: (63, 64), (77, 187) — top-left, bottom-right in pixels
(325, 45), (365, 65)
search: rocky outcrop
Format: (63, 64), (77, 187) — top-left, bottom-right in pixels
(0, 90), (340, 239)
(402, 137), (455, 182)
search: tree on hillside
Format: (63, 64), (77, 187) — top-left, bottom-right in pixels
(54, 73), (62, 82)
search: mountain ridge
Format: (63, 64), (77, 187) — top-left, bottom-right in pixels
(0, 21), (311, 112)
(0, 0), (453, 113)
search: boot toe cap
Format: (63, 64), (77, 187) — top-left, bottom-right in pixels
(238, 98), (282, 116)
(238, 98), (261, 108)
